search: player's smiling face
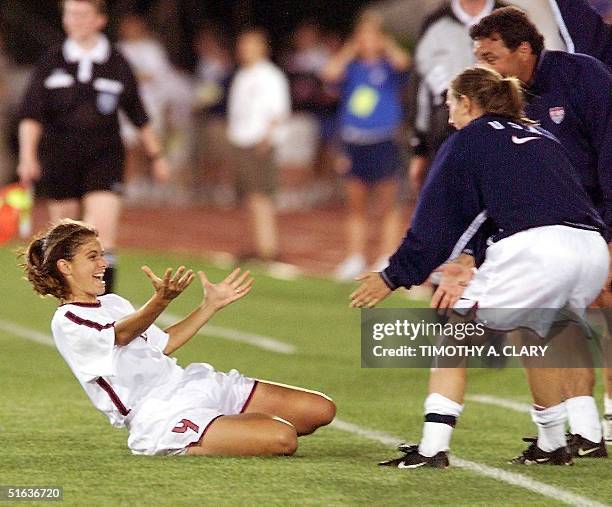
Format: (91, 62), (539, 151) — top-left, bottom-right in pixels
(58, 237), (108, 303)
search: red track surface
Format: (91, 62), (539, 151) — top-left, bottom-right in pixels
(32, 203), (411, 276)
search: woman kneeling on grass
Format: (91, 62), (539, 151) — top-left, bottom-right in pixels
(22, 219), (335, 456)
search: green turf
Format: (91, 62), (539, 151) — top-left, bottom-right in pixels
(1, 244), (610, 506)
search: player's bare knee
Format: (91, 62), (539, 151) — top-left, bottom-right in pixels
(271, 421), (298, 455)
(315, 394), (336, 427)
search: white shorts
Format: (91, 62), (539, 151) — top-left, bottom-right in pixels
(126, 363), (257, 456)
(454, 225), (609, 337)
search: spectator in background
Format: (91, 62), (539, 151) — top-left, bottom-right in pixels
(322, 12), (410, 281)
(227, 28), (290, 262)
(16, 0), (170, 293)
(0, 27), (18, 185)
(407, 0), (503, 204)
(192, 24), (235, 206)
(276, 22), (333, 211)
(117, 12), (192, 204)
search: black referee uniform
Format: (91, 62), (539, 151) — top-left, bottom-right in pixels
(18, 35), (148, 200)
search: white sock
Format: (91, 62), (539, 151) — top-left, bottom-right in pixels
(604, 394), (612, 416)
(418, 393), (463, 457)
(531, 402), (567, 452)
(566, 396), (603, 442)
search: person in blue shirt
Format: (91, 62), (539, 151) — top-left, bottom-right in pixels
(467, 5), (612, 456)
(351, 65), (609, 468)
(550, 0), (612, 66)
(322, 13), (410, 280)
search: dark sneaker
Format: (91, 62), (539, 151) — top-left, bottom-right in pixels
(510, 439), (573, 465)
(566, 433), (608, 458)
(379, 444), (449, 469)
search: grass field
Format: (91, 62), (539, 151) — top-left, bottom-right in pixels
(1, 244), (610, 506)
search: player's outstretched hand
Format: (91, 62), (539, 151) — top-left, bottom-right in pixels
(350, 272), (391, 308)
(431, 262), (473, 314)
(142, 265), (195, 304)
(199, 268), (254, 311)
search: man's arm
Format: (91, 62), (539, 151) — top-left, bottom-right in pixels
(550, 0), (612, 66)
(321, 41), (356, 82)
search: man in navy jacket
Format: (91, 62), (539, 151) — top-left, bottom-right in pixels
(471, 6), (611, 457)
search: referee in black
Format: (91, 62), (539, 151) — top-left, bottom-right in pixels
(17, 0), (170, 293)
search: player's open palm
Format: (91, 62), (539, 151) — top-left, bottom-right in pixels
(431, 262), (473, 312)
(142, 265), (195, 304)
(199, 268), (254, 310)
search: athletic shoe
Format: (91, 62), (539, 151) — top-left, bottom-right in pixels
(603, 415), (612, 443)
(379, 444), (449, 469)
(334, 254), (366, 281)
(566, 433), (608, 458)
(509, 439), (573, 465)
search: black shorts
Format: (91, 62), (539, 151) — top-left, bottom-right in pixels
(343, 140), (402, 185)
(37, 136), (125, 200)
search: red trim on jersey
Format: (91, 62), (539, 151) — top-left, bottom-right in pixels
(59, 301), (102, 308)
(65, 311), (114, 332)
(186, 414), (224, 448)
(240, 381), (259, 413)
(96, 377), (131, 416)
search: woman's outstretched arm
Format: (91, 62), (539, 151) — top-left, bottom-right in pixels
(114, 266), (194, 346)
(163, 268), (254, 355)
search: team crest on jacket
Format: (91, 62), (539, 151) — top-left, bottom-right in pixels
(549, 107), (565, 124)
(96, 92), (118, 115)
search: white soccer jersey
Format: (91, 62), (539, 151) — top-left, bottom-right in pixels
(51, 294), (184, 428)
(227, 60), (290, 147)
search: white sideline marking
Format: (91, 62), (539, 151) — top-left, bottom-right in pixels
(0, 314), (296, 355)
(330, 419), (607, 507)
(150, 312), (297, 355)
(2, 318), (608, 506)
(0, 318), (54, 346)
(466, 394), (531, 414)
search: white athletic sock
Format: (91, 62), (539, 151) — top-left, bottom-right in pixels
(531, 402), (567, 452)
(566, 395), (603, 442)
(604, 394), (612, 416)
(418, 393), (463, 457)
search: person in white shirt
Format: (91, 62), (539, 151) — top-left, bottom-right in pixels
(22, 219), (335, 456)
(227, 28), (291, 261)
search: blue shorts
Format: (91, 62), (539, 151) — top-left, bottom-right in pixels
(343, 140), (402, 185)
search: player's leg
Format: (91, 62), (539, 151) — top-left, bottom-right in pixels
(82, 148), (124, 293)
(244, 147), (279, 261)
(562, 237), (610, 454)
(372, 177), (401, 271)
(186, 413), (298, 456)
(82, 190), (121, 293)
(243, 381), (336, 436)
(418, 366), (466, 456)
(335, 177), (368, 280)
(247, 192), (279, 261)
(600, 302), (612, 441)
(47, 199), (80, 222)
(604, 366), (612, 442)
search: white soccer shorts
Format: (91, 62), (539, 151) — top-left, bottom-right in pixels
(126, 363), (257, 456)
(454, 225), (609, 337)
